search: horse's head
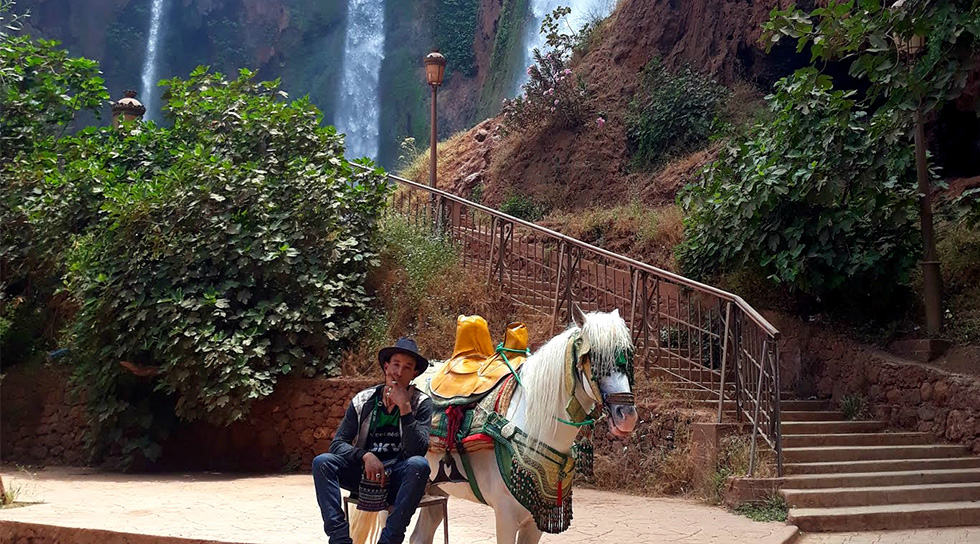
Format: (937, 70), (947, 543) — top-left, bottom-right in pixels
(576, 308), (639, 439)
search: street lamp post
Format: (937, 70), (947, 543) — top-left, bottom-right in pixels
(897, 31), (943, 337)
(424, 49), (447, 229)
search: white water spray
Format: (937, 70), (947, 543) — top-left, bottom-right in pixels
(514, 0), (614, 94)
(336, 0), (386, 159)
(140, 0), (165, 122)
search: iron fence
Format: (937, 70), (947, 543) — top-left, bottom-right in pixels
(373, 168), (782, 476)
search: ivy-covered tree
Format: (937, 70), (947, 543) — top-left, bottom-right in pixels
(678, 69), (920, 299)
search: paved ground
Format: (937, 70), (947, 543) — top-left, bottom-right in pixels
(0, 465), (798, 544)
(795, 527), (980, 544)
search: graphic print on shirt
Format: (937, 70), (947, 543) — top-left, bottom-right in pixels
(365, 398), (402, 463)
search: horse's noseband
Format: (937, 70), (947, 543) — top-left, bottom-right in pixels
(603, 392), (635, 406)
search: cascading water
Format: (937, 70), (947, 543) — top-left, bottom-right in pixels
(140, 0), (165, 122)
(514, 0), (614, 94)
(336, 0), (385, 159)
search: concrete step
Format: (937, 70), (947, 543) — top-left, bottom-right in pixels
(783, 444), (970, 463)
(780, 399), (832, 411)
(781, 420), (886, 434)
(781, 468), (980, 490)
(783, 482), (980, 508)
(784, 457), (980, 475)
(782, 432), (934, 448)
(788, 501), (980, 531)
(782, 410), (846, 421)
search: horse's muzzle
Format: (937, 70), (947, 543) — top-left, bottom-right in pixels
(605, 394), (638, 438)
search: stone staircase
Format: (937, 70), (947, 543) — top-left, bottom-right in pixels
(657, 374), (980, 531)
(779, 398), (980, 531)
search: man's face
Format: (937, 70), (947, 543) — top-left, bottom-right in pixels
(384, 353), (416, 388)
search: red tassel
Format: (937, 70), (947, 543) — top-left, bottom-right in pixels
(445, 405), (464, 452)
(557, 478), (563, 505)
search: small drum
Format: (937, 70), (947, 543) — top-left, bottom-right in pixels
(356, 475), (389, 512)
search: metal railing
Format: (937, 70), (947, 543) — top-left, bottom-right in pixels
(374, 168), (782, 475)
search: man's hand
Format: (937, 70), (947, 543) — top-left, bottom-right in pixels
(386, 380), (414, 415)
(363, 452), (386, 484)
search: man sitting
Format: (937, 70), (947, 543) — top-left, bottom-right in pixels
(312, 337), (434, 544)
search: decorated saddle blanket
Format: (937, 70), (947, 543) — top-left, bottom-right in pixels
(428, 373), (519, 454)
(427, 315), (528, 406)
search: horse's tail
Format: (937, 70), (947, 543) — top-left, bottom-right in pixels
(349, 507), (387, 544)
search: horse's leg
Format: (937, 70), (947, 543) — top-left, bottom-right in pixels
(516, 521), (543, 544)
(494, 508), (520, 544)
(409, 492), (444, 544)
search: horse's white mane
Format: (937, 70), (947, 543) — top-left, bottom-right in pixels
(519, 310), (632, 443)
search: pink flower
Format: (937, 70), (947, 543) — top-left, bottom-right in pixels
(554, 99), (559, 105)
(563, 68), (572, 75)
(596, 117), (606, 129)
(550, 107), (556, 112)
(526, 65), (534, 75)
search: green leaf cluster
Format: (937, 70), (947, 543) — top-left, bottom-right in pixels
(1, 29), (391, 466)
(678, 69), (921, 298)
(625, 59), (728, 170)
(435, 0), (480, 77)
(763, 0), (980, 115)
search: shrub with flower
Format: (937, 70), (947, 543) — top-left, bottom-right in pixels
(500, 7), (594, 134)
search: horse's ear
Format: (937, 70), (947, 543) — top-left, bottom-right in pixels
(612, 308), (621, 319)
(572, 303), (588, 327)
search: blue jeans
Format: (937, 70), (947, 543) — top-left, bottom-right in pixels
(312, 453), (431, 544)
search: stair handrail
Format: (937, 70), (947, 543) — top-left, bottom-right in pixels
(360, 164), (783, 475)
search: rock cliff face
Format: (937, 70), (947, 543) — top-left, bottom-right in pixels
(427, 0), (811, 212)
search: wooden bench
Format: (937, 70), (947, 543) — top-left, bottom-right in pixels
(343, 493), (449, 544)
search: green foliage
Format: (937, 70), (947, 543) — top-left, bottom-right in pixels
(60, 69), (389, 466)
(500, 194), (546, 221)
(435, 0), (480, 77)
(763, 0), (980, 116)
(839, 394), (870, 420)
(0, 33), (108, 162)
(1, 13), (110, 367)
(937, 218), (980, 343)
(626, 59), (728, 170)
(678, 69), (921, 298)
(734, 495), (788, 522)
(378, 214), (460, 301)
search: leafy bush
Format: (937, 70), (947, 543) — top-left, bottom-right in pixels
(626, 59), (728, 170)
(4, 67), (389, 467)
(501, 7), (594, 134)
(678, 69), (920, 299)
(500, 194), (545, 221)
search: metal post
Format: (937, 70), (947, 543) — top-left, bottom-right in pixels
(914, 105), (942, 336)
(747, 339), (767, 477)
(430, 83), (440, 231)
(717, 302), (732, 423)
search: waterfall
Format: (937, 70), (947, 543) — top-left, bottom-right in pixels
(336, 0), (386, 159)
(514, 0), (614, 94)
(140, 0), (165, 122)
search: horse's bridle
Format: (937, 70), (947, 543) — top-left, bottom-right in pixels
(559, 346), (635, 427)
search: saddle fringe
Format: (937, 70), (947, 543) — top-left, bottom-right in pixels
(349, 508), (387, 544)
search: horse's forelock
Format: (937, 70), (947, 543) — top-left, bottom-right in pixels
(581, 310), (633, 377)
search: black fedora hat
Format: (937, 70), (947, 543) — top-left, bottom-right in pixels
(378, 337), (429, 376)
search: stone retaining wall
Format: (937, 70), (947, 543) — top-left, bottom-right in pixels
(769, 312), (980, 454)
(0, 366), (90, 465)
(0, 365), (377, 471)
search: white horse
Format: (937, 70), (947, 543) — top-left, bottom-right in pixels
(409, 309), (639, 544)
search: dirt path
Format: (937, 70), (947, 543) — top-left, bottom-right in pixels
(0, 465), (796, 543)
